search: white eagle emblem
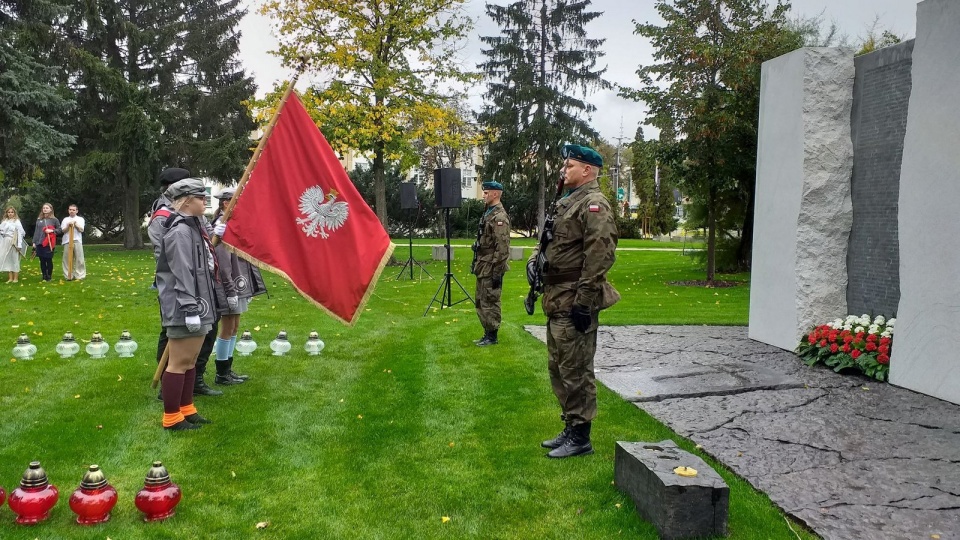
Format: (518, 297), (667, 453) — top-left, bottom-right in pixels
(296, 186), (349, 239)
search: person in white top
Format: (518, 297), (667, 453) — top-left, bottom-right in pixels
(0, 206), (26, 282)
(60, 204), (86, 280)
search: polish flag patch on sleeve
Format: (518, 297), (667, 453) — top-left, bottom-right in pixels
(588, 204), (601, 212)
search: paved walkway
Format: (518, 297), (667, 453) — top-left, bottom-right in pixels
(526, 325), (960, 540)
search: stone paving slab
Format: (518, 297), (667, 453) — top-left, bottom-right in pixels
(525, 324), (960, 540)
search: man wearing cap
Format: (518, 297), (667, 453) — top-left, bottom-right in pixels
(471, 180), (511, 346)
(532, 144), (618, 458)
(149, 168), (223, 398)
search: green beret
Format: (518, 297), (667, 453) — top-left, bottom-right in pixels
(482, 181), (504, 191)
(561, 144), (603, 168)
(165, 178), (206, 199)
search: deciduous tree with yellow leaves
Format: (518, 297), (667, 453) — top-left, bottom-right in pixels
(260, 0), (478, 228)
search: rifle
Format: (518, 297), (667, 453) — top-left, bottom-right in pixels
(524, 173), (566, 315)
(470, 212), (483, 274)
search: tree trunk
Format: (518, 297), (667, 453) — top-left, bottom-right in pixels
(706, 190), (716, 284)
(373, 139), (387, 230)
(736, 177), (755, 271)
(122, 174), (143, 249)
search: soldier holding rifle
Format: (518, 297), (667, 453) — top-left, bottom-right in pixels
(526, 144), (618, 459)
(470, 180), (511, 346)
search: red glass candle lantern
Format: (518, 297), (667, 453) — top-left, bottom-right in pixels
(134, 461), (181, 522)
(8, 461), (59, 525)
(69, 465), (118, 525)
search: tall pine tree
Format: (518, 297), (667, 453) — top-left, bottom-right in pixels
(478, 0), (608, 229)
(54, 0), (254, 248)
(0, 0), (75, 196)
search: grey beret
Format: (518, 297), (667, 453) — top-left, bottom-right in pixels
(165, 178), (206, 200)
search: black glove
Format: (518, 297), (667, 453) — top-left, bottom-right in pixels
(491, 274), (503, 289)
(526, 259), (537, 287)
(571, 304), (592, 333)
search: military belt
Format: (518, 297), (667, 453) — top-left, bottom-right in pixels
(544, 270), (582, 285)
(477, 248), (494, 255)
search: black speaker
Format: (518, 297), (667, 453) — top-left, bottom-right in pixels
(434, 168), (462, 208)
(399, 183), (418, 209)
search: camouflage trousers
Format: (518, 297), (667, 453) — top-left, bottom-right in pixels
(546, 314), (598, 426)
(474, 276), (502, 332)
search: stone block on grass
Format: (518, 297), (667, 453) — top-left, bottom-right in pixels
(431, 245), (453, 261)
(509, 246), (525, 260)
(615, 440), (729, 540)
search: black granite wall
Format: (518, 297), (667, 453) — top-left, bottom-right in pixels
(846, 40), (914, 317)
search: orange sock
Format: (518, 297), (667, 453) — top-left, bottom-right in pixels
(180, 403), (198, 416)
(163, 411), (185, 428)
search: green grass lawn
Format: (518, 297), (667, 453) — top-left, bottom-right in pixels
(0, 243), (812, 539)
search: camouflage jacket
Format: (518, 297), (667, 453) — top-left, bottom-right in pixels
(533, 180), (617, 317)
(472, 203), (511, 277)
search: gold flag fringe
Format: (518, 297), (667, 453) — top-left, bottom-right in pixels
(222, 241), (396, 327)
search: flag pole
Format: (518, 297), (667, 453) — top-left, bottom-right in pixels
(152, 66), (305, 389)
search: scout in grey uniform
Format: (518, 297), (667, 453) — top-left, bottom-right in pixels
(531, 144), (618, 458)
(211, 189), (267, 384)
(156, 178), (218, 430)
(470, 180), (511, 346)
(149, 168), (223, 398)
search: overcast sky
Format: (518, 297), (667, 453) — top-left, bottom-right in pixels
(238, 0), (918, 144)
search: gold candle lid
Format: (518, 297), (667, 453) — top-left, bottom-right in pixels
(144, 461), (171, 486)
(20, 461), (49, 488)
(80, 464), (108, 490)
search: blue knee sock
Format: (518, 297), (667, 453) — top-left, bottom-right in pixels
(215, 338), (231, 362)
(228, 335), (237, 358)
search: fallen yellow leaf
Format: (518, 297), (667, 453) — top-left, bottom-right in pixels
(74, 395), (81, 399)
(441, 516), (451, 523)
(256, 521), (269, 529)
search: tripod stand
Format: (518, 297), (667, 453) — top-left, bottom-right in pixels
(423, 207), (473, 315)
(395, 206), (432, 281)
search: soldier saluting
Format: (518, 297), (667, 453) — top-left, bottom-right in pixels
(529, 144), (618, 459)
(471, 180), (511, 346)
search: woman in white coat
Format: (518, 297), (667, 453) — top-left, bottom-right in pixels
(0, 207), (26, 282)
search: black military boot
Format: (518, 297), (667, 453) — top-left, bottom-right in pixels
(193, 375), (223, 396)
(476, 330), (498, 346)
(547, 422), (594, 458)
(227, 357), (249, 381)
(541, 421), (572, 449)
(215, 360), (244, 385)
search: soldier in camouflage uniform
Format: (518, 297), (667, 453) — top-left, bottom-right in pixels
(530, 144), (618, 459)
(471, 180), (511, 346)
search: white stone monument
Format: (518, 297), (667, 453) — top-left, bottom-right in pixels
(891, 0), (960, 404)
(749, 48), (855, 350)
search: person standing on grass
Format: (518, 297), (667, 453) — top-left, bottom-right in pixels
(60, 204), (86, 280)
(149, 167), (223, 399)
(531, 144), (618, 459)
(470, 180), (511, 346)
(0, 206), (26, 282)
(31, 202), (60, 282)
(210, 189), (267, 384)
(155, 178), (217, 430)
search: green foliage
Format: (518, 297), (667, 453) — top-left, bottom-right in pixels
(9, 0), (257, 248)
(622, 0), (804, 280)
(478, 0), (609, 229)
(261, 0), (478, 229)
(0, 0), (76, 196)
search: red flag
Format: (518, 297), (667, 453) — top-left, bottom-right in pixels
(222, 94), (394, 325)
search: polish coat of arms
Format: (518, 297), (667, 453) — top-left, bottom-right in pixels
(297, 186), (349, 239)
